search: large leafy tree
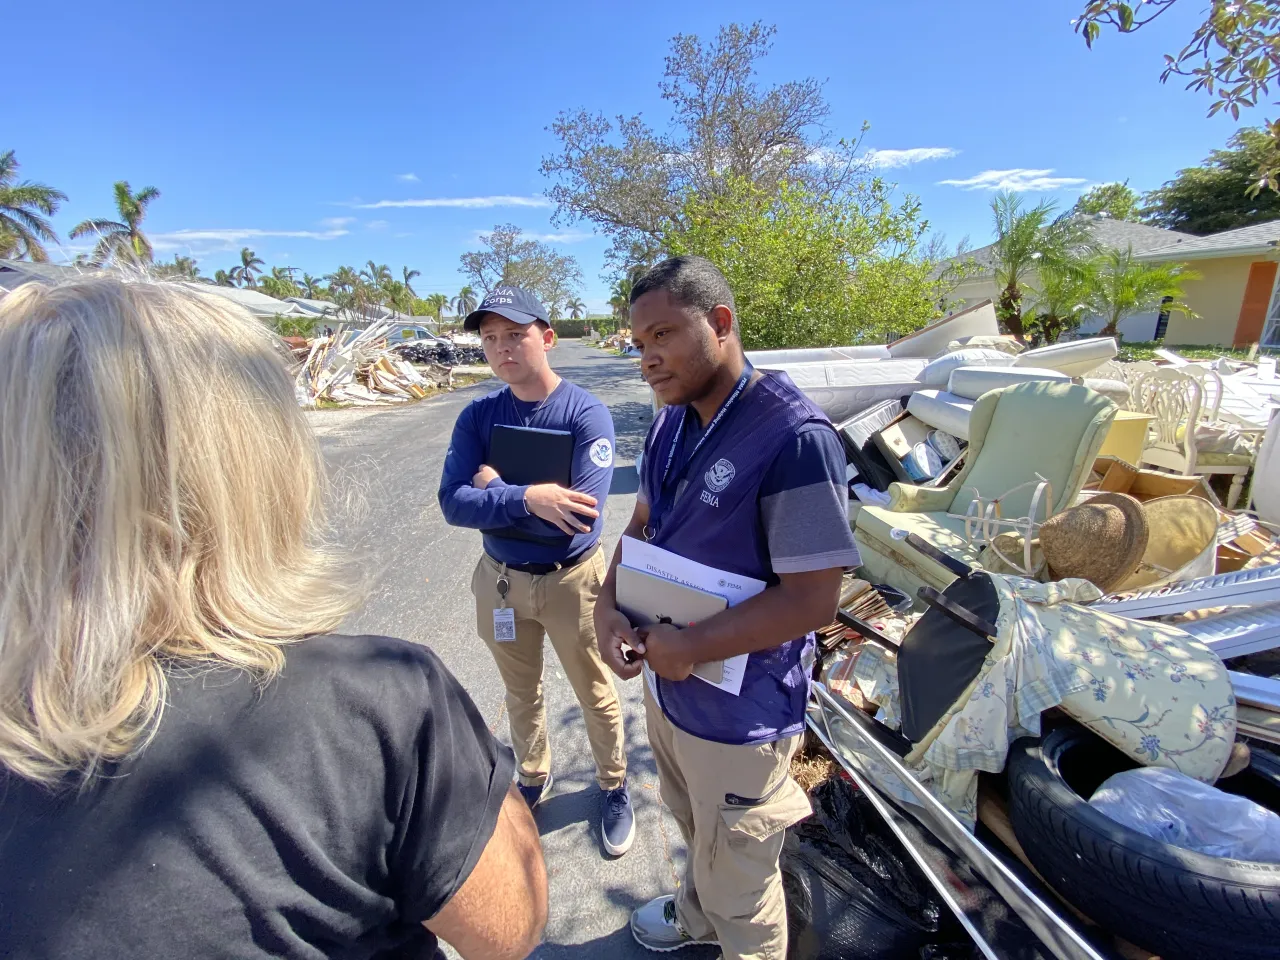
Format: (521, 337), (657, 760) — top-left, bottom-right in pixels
(0, 151), (67, 262)
(459, 224), (583, 317)
(1072, 181), (1141, 221)
(1086, 247), (1199, 338)
(1076, 1), (1280, 190)
(540, 22), (867, 271)
(989, 192), (1094, 341)
(69, 181), (160, 266)
(453, 285), (478, 317)
(1140, 128), (1280, 233)
(662, 175), (952, 349)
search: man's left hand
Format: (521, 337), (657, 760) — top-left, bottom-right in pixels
(638, 622), (695, 682)
(473, 465), (500, 488)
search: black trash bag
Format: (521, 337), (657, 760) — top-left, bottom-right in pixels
(783, 776), (973, 960)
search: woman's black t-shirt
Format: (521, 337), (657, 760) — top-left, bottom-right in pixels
(0, 634), (516, 959)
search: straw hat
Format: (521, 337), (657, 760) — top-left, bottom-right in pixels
(1040, 493), (1149, 593)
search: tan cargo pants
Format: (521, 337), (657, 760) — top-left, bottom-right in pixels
(645, 687), (812, 960)
(471, 547), (626, 791)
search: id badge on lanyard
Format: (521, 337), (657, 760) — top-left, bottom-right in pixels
(493, 570), (516, 642)
(644, 367), (753, 542)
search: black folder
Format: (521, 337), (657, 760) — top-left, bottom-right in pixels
(485, 425), (576, 544)
(488, 424), (575, 486)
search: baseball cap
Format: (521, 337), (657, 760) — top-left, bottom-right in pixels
(464, 285), (550, 331)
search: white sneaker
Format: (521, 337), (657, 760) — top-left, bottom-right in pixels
(630, 895), (718, 953)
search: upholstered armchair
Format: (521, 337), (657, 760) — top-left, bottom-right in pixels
(854, 382), (1118, 602)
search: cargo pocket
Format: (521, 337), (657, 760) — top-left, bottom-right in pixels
(705, 776), (813, 917)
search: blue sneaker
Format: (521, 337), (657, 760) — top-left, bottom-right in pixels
(602, 781), (635, 856)
(518, 772), (553, 809)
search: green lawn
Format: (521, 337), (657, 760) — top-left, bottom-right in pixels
(1115, 341), (1258, 362)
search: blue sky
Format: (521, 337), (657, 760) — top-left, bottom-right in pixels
(8, 1), (1248, 312)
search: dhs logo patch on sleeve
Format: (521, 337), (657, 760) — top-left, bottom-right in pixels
(589, 438), (614, 468)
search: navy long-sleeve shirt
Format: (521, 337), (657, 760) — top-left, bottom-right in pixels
(438, 380), (616, 565)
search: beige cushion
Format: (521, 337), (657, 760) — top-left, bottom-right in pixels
(948, 365), (1071, 400)
(1083, 378), (1130, 406)
(947, 335), (1025, 356)
(907, 389), (974, 440)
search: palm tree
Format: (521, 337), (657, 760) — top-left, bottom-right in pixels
(300, 273), (325, 298)
(426, 292), (450, 320)
(152, 254), (200, 280)
(382, 280), (413, 316)
(69, 181), (161, 266)
(1086, 247), (1199, 340)
(326, 265), (359, 295)
(213, 269), (234, 286)
(0, 151), (66, 262)
(362, 261), (392, 289)
(1025, 255), (1097, 345)
(566, 297), (587, 320)
(402, 266), (420, 298)
(235, 247), (264, 288)
(988, 191), (1093, 341)
(453, 285), (478, 317)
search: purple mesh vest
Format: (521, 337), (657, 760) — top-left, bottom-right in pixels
(642, 370), (832, 745)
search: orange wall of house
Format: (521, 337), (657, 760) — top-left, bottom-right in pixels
(1164, 256), (1260, 346)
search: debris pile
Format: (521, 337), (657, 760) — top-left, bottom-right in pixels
(390, 340), (485, 366)
(295, 321), (457, 407)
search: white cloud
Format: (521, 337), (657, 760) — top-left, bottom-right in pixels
(866, 147), (959, 169)
(356, 195), (551, 210)
(530, 230), (595, 243)
(397, 172), (420, 182)
(151, 225), (350, 252)
(320, 216), (356, 229)
(937, 168), (1089, 192)
(366, 219), (390, 231)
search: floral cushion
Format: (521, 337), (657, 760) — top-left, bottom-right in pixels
(1050, 603), (1235, 782)
(851, 572), (1235, 828)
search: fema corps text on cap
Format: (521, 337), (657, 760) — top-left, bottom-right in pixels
(464, 286), (550, 331)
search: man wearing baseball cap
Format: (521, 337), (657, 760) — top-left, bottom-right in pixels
(438, 285), (635, 858)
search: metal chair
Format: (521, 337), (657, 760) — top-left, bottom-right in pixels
(1131, 368), (1253, 508)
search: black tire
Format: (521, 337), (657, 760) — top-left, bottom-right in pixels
(1007, 726), (1280, 960)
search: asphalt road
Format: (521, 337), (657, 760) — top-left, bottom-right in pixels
(307, 341), (720, 960)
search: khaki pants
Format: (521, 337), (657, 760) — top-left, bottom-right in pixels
(645, 687), (812, 960)
(471, 547), (626, 791)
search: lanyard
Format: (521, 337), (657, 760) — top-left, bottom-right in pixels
(644, 366), (752, 540)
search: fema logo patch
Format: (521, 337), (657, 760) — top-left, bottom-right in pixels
(589, 438), (613, 468)
(704, 458), (736, 493)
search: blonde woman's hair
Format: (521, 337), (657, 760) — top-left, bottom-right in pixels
(0, 278), (361, 784)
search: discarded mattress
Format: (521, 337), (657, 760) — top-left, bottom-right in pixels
(1013, 337), (1118, 377)
(888, 300), (1000, 359)
(747, 345), (890, 364)
(907, 389), (975, 441)
(947, 366), (1071, 401)
(757, 358), (928, 423)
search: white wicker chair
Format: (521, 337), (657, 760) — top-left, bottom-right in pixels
(1091, 360), (1158, 410)
(1131, 368), (1252, 508)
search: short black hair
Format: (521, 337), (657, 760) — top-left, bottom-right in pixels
(630, 256), (737, 332)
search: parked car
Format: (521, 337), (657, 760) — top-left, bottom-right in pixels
(383, 324), (442, 344)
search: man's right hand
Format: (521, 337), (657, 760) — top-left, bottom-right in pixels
(524, 484), (599, 535)
(595, 605), (644, 680)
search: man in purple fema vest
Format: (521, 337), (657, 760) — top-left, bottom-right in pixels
(595, 257), (861, 959)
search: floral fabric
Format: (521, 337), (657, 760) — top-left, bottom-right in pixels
(849, 572), (1236, 829)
